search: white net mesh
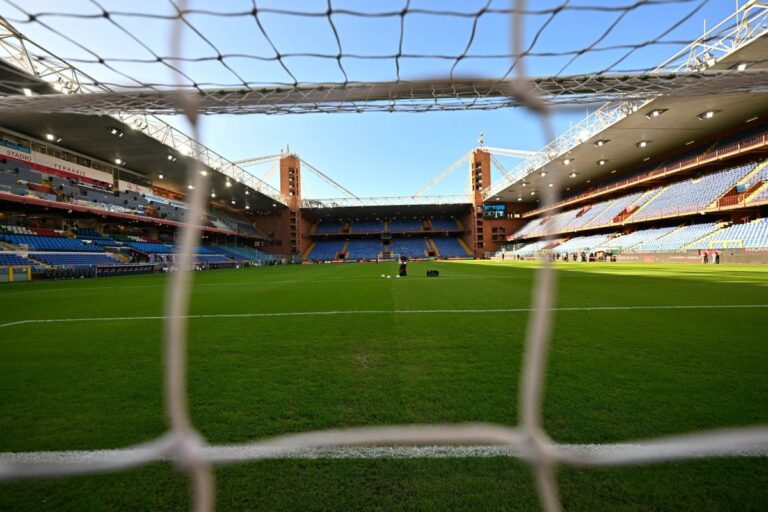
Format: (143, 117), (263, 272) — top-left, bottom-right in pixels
(0, 1), (767, 511)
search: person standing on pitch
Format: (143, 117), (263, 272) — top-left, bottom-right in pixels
(398, 255), (408, 277)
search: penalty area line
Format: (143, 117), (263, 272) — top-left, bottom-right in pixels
(1, 304), (767, 329)
(2, 442), (767, 467)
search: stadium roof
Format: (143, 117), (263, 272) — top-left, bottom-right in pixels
(0, 113), (284, 211)
(301, 196), (471, 218)
(485, 29), (768, 203)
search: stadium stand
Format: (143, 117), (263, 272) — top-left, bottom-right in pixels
(351, 220), (383, 233)
(628, 164), (756, 221)
(430, 218), (460, 231)
(431, 237), (470, 258)
(32, 253), (118, 266)
(552, 233), (615, 254)
(307, 240), (344, 260)
(0, 253), (34, 266)
(599, 226), (677, 252)
(0, 234), (104, 252)
(390, 238), (427, 257)
(196, 254), (233, 265)
(210, 245), (273, 263)
(346, 239), (381, 259)
(389, 219), (423, 232)
(506, 239), (564, 257)
(632, 223), (722, 252)
(126, 242), (174, 254)
(315, 221), (344, 234)
(688, 218), (768, 249)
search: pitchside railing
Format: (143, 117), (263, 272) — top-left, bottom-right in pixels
(0, 2), (767, 512)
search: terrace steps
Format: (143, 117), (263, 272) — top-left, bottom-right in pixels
(457, 238), (472, 255)
(112, 253), (131, 264)
(302, 240), (317, 259)
(580, 200), (616, 229)
(339, 241), (350, 259)
(611, 189), (657, 224)
(683, 223), (728, 250)
(654, 224), (687, 242)
(746, 181), (768, 202)
(427, 239), (440, 257)
(624, 186), (667, 221)
(735, 159), (767, 187)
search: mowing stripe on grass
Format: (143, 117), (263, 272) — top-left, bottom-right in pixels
(1, 304), (767, 329)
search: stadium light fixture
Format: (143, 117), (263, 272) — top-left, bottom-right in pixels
(517, 197), (523, 201)
(521, 182), (528, 187)
(225, 180), (232, 187)
(548, 183), (554, 188)
(746, 116), (759, 123)
(597, 159), (608, 166)
(643, 157), (651, 162)
(245, 190), (250, 195)
(610, 170), (617, 174)
(231, 200), (236, 205)
(697, 110), (720, 120)
(645, 108), (668, 119)
(187, 185), (194, 190)
(530, 191), (536, 196)
(635, 140), (651, 148)
(562, 158), (573, 165)
(200, 170), (208, 176)
(245, 205), (250, 210)
(568, 171), (578, 178)
(540, 171), (547, 177)
(685, 140), (695, 146)
(22, 87), (33, 96)
(735, 62), (748, 71)
(45, 133), (61, 143)
(593, 140), (608, 147)
(158, 174), (164, 180)
(114, 158), (123, 165)
(210, 192), (216, 198)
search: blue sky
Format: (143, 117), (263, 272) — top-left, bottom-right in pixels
(2, 0), (740, 198)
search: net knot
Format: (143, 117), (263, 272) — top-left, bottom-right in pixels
(170, 429), (208, 471)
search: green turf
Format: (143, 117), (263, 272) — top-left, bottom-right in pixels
(0, 261), (766, 511)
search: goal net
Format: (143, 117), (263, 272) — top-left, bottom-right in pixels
(0, 2), (766, 511)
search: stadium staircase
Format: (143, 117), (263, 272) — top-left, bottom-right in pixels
(715, 161), (767, 207)
(612, 190), (656, 224)
(682, 223), (728, 249)
(303, 241), (316, 258)
(624, 186), (668, 221)
(746, 181), (768, 202)
(424, 219), (432, 231)
(339, 241), (350, 259)
(427, 239), (440, 257)
(109, 252), (131, 264)
(457, 238), (472, 255)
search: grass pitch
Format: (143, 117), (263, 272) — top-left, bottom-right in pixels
(0, 261), (767, 511)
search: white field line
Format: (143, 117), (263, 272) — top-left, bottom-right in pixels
(0, 275), (536, 298)
(2, 304), (768, 328)
(3, 441), (767, 468)
(1, 304), (767, 329)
